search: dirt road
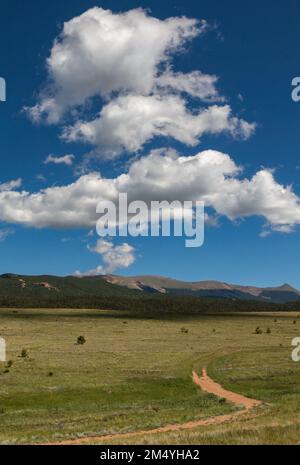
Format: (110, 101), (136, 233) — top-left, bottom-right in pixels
(193, 369), (261, 410)
(43, 368), (261, 445)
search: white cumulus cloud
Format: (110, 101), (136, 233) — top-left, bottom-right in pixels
(27, 7), (205, 124)
(75, 239), (136, 276)
(64, 97), (255, 158)
(26, 7), (255, 158)
(0, 150), (299, 234)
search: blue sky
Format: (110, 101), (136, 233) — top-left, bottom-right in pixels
(0, 0), (300, 287)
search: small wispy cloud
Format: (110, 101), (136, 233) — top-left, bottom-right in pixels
(0, 179), (22, 191)
(36, 174), (46, 182)
(0, 228), (14, 242)
(44, 154), (75, 166)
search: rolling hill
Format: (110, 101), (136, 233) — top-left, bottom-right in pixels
(0, 273), (139, 299)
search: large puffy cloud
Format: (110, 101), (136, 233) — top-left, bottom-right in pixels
(27, 7), (205, 123)
(0, 150), (300, 233)
(119, 150), (300, 230)
(74, 239), (136, 276)
(65, 97), (255, 158)
(0, 174), (117, 228)
(26, 7), (255, 158)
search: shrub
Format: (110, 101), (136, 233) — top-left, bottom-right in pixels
(77, 336), (86, 345)
(47, 371), (54, 377)
(180, 328), (189, 334)
(266, 327), (271, 334)
(6, 360), (13, 368)
(21, 349), (28, 358)
(255, 327), (263, 335)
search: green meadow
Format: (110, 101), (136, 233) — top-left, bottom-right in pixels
(0, 308), (299, 444)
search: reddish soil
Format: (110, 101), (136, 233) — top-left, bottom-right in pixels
(193, 368), (261, 410)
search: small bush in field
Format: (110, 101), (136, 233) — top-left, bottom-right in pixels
(255, 327), (263, 335)
(47, 371), (54, 377)
(181, 328), (189, 334)
(77, 336), (86, 345)
(6, 360), (13, 368)
(293, 320), (297, 325)
(266, 327), (271, 334)
(21, 349), (28, 358)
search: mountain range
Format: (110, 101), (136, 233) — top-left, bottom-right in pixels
(102, 275), (300, 303)
(0, 273), (300, 304)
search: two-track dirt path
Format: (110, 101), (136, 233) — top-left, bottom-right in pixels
(44, 369), (261, 445)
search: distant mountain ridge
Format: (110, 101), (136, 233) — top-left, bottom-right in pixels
(101, 275), (300, 303)
(0, 273), (299, 304)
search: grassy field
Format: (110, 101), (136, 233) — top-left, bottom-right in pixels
(0, 308), (299, 444)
